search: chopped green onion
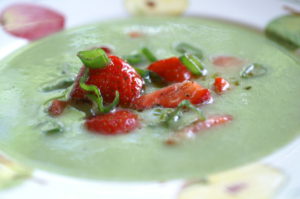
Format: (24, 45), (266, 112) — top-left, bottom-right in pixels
(149, 71), (166, 86)
(77, 48), (110, 69)
(123, 53), (144, 65)
(40, 121), (63, 135)
(240, 63), (267, 79)
(79, 68), (119, 113)
(164, 100), (205, 127)
(244, 86), (252, 90)
(141, 47), (157, 62)
(41, 77), (74, 92)
(134, 67), (165, 86)
(175, 42), (203, 59)
(43, 86), (73, 105)
(180, 54), (207, 76)
(134, 67), (150, 78)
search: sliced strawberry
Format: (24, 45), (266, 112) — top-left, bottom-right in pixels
(180, 114), (233, 133)
(0, 3), (65, 40)
(48, 100), (68, 116)
(212, 56), (245, 67)
(214, 77), (230, 94)
(148, 57), (192, 83)
(85, 110), (139, 135)
(133, 81), (212, 109)
(166, 114), (233, 145)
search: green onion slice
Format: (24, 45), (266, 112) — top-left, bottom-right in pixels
(44, 86), (73, 105)
(79, 68), (119, 113)
(240, 63), (267, 79)
(179, 54), (207, 76)
(123, 53), (145, 65)
(175, 42), (203, 59)
(77, 48), (110, 69)
(134, 67), (150, 78)
(141, 47), (158, 62)
(164, 100), (205, 127)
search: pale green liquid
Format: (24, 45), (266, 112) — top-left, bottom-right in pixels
(0, 17), (300, 181)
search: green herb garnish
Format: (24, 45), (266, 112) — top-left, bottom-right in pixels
(244, 86), (252, 90)
(164, 100), (205, 127)
(41, 77), (74, 92)
(79, 68), (119, 113)
(175, 42), (203, 59)
(240, 63), (267, 79)
(43, 86), (73, 105)
(77, 48), (110, 69)
(40, 121), (63, 135)
(141, 47), (157, 62)
(134, 67), (165, 86)
(123, 53), (145, 65)
(180, 54), (208, 76)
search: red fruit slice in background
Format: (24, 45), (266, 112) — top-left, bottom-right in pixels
(212, 56), (245, 67)
(0, 3), (65, 40)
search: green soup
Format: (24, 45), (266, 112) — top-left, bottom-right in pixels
(0, 17), (300, 181)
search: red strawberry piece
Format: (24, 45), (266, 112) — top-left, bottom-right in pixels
(148, 57), (192, 83)
(214, 77), (230, 94)
(0, 3), (65, 41)
(85, 110), (139, 135)
(180, 114), (233, 134)
(166, 114), (233, 145)
(71, 55), (143, 106)
(69, 66), (87, 100)
(212, 56), (245, 67)
(48, 100), (68, 116)
(133, 81), (212, 110)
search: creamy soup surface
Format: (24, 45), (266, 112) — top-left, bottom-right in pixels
(0, 17), (300, 181)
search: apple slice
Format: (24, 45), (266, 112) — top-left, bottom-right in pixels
(0, 154), (31, 189)
(0, 3), (65, 41)
(178, 164), (285, 199)
(125, 0), (188, 16)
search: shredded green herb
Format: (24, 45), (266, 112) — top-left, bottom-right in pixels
(244, 86), (252, 90)
(164, 100), (205, 127)
(40, 121), (63, 135)
(175, 42), (203, 59)
(41, 77), (74, 92)
(134, 67), (165, 86)
(79, 68), (119, 113)
(43, 86), (73, 105)
(123, 53), (145, 65)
